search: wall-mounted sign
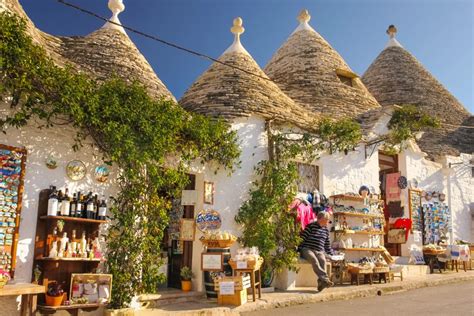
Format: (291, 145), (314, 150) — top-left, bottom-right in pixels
(201, 253), (223, 271)
(196, 209), (221, 232)
(179, 219), (196, 241)
(204, 181), (214, 205)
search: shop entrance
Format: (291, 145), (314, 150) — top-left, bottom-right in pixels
(165, 174), (196, 289)
(378, 152), (402, 256)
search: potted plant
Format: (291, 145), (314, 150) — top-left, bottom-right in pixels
(45, 281), (64, 306)
(180, 266), (194, 292)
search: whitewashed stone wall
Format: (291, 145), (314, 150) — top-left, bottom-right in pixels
(0, 102), (118, 314)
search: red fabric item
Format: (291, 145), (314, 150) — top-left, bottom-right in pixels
(393, 218), (412, 240)
(289, 199), (316, 231)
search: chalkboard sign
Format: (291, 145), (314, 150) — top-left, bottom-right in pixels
(408, 189), (422, 233)
(0, 144), (27, 277)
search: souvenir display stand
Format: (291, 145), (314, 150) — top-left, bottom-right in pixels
(331, 195), (385, 257)
(229, 256), (263, 302)
(33, 189), (107, 312)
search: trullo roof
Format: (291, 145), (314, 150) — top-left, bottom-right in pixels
(180, 17), (316, 128)
(362, 25), (473, 159)
(264, 9), (381, 120)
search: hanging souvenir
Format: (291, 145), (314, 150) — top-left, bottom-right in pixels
(409, 178), (419, 189)
(66, 160), (86, 181)
(94, 165), (110, 183)
(439, 193), (446, 202)
(45, 154), (58, 170)
(196, 209), (221, 232)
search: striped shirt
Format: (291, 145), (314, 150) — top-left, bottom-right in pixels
(300, 221), (334, 255)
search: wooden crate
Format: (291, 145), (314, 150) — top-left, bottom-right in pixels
(214, 276), (250, 306)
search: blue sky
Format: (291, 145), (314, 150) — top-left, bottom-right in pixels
(20, 0), (473, 113)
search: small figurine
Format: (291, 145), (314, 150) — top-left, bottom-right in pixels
(58, 232), (69, 258)
(49, 241), (58, 258)
(33, 265), (41, 284)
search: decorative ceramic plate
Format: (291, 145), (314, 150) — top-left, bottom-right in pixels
(195, 209), (221, 232)
(45, 155), (58, 170)
(397, 176), (408, 189)
(94, 165), (110, 183)
(66, 160), (86, 181)
(409, 178), (419, 189)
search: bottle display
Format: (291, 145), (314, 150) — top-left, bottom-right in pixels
(44, 186), (109, 220)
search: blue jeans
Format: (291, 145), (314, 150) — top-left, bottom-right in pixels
(300, 248), (329, 282)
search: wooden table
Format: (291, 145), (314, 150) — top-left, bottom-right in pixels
(0, 283), (45, 316)
(349, 269), (373, 285)
(232, 268), (261, 302)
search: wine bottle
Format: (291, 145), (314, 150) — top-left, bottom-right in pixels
(61, 188), (71, 216)
(92, 194), (99, 220)
(86, 192), (95, 219)
(70, 193), (77, 217)
(97, 196), (107, 220)
(47, 186), (59, 216)
(76, 192), (83, 218)
(57, 190), (63, 216)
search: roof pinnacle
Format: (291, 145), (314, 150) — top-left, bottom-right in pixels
(385, 24), (402, 49)
(292, 9), (315, 34)
(223, 17), (249, 56)
(297, 9), (311, 24)
(102, 0), (126, 35)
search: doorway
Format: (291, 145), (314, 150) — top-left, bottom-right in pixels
(166, 174), (196, 289)
(378, 152), (401, 256)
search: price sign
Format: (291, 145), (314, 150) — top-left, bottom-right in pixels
(236, 261), (247, 269)
(219, 281), (235, 295)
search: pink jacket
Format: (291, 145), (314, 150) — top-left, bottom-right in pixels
(290, 199), (316, 230)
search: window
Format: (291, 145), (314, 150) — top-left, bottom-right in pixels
(337, 74), (353, 87)
(296, 162), (319, 192)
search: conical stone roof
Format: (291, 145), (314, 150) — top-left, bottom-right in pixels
(2, 0), (175, 101)
(180, 18), (316, 128)
(264, 10), (380, 120)
(362, 25), (473, 159)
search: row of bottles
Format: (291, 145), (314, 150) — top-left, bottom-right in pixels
(47, 186), (108, 220)
(48, 229), (102, 259)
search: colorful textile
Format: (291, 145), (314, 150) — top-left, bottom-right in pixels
(290, 198), (316, 230)
(300, 221), (334, 255)
(386, 172), (401, 202)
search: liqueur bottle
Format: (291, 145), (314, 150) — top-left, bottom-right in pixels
(76, 192), (84, 218)
(86, 192), (95, 219)
(57, 190), (64, 216)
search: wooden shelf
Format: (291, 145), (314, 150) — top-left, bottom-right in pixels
(333, 211), (384, 219)
(339, 247), (384, 252)
(38, 303), (104, 311)
(40, 215), (107, 224)
(330, 194), (383, 203)
(334, 230), (385, 235)
(35, 257), (101, 262)
(0, 283), (44, 296)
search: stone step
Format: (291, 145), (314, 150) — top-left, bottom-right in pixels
(139, 290), (205, 308)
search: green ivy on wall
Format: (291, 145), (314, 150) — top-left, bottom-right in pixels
(0, 13), (240, 309)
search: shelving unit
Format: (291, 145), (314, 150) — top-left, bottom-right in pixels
(330, 195), (385, 257)
(33, 189), (106, 312)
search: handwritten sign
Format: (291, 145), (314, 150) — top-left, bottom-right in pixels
(236, 261), (247, 269)
(219, 281), (235, 295)
(201, 253), (223, 271)
(179, 219), (195, 241)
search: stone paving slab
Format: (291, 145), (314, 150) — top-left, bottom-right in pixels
(137, 271), (474, 316)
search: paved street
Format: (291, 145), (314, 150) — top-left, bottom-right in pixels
(243, 280), (474, 316)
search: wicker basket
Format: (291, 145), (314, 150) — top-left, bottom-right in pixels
(347, 264), (372, 274)
(200, 239), (236, 249)
(229, 257), (264, 271)
(423, 249), (445, 255)
(373, 266), (389, 273)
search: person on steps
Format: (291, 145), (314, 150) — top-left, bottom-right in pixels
(300, 211), (335, 292)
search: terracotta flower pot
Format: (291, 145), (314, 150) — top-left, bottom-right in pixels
(45, 294), (64, 306)
(181, 280), (192, 292)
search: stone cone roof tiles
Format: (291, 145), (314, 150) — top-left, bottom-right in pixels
(362, 39), (473, 159)
(180, 51), (317, 128)
(264, 16), (380, 120)
(2, 0), (175, 101)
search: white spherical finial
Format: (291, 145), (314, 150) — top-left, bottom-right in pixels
(297, 9), (311, 24)
(102, 0), (126, 34)
(386, 24), (397, 39)
(231, 17), (245, 36)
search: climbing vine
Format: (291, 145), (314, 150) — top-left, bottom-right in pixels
(235, 119), (362, 278)
(1, 13), (240, 308)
